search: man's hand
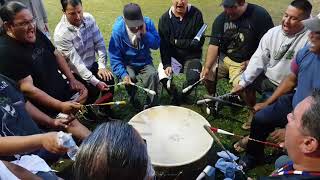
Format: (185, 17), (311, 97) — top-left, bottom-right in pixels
(51, 115), (76, 129)
(123, 75), (132, 85)
(231, 84), (244, 94)
(140, 23), (146, 35)
(164, 67), (172, 76)
(61, 101), (82, 114)
(97, 68), (113, 81)
(69, 78), (85, 91)
(253, 102), (269, 112)
(41, 132), (68, 154)
(240, 60), (249, 71)
(69, 79), (88, 103)
(270, 129), (286, 144)
(96, 81), (109, 91)
(200, 66), (210, 79)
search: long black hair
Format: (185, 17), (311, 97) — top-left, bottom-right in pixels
(74, 121), (148, 180)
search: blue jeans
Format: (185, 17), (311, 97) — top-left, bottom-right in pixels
(246, 94), (294, 159)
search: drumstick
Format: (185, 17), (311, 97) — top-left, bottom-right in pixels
(167, 75), (172, 90)
(85, 101), (126, 107)
(203, 95), (254, 110)
(204, 125), (247, 177)
(130, 82), (156, 95)
(107, 82), (125, 88)
(206, 125), (282, 149)
(182, 77), (204, 94)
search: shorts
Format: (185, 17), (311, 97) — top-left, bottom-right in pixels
(207, 56), (243, 87)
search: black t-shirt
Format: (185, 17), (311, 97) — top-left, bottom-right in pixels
(0, 74), (41, 137)
(0, 31), (73, 116)
(209, 3), (274, 63)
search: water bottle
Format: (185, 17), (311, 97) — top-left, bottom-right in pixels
(57, 131), (79, 161)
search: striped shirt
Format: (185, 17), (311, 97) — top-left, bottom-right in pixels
(54, 12), (107, 86)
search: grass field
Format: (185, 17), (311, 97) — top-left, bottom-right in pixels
(44, 0), (320, 179)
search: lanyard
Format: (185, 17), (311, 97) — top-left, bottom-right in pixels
(272, 161), (320, 176)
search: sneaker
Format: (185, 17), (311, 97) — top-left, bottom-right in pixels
(238, 154), (264, 172)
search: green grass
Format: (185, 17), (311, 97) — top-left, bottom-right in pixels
(44, 0), (320, 178)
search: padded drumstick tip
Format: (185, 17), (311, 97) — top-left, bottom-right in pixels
(182, 85), (192, 93)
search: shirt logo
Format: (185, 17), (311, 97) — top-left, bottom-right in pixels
(32, 48), (45, 60)
(0, 81), (8, 91)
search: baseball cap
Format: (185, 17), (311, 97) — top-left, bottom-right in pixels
(302, 13), (320, 32)
(123, 3), (144, 28)
(221, 0), (238, 7)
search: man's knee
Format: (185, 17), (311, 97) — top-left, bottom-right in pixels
(147, 70), (159, 81)
(253, 109), (273, 127)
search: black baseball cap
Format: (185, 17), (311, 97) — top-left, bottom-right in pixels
(123, 3), (144, 28)
(221, 0), (239, 7)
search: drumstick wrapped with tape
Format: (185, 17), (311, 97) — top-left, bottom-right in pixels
(85, 101), (126, 107)
(130, 82), (156, 95)
(167, 75), (172, 90)
(182, 77), (204, 94)
(203, 125), (247, 178)
(205, 125), (282, 149)
(201, 95), (254, 110)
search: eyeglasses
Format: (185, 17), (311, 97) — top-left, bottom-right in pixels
(129, 25), (143, 32)
(13, 18), (37, 28)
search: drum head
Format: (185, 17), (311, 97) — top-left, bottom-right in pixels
(129, 106), (213, 167)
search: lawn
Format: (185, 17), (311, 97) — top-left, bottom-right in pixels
(44, 0), (320, 179)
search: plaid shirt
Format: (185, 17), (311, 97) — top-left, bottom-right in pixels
(54, 12), (107, 86)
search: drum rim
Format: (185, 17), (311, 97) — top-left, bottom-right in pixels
(129, 105), (213, 167)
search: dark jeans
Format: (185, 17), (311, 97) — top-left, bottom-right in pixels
(161, 58), (202, 96)
(36, 171), (59, 180)
(246, 94), (293, 159)
(74, 62), (115, 104)
(126, 64), (159, 107)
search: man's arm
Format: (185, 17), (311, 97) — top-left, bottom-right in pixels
(54, 32), (100, 87)
(54, 50), (76, 82)
(264, 73), (297, 104)
(91, 15), (107, 70)
(254, 73), (297, 111)
(2, 161), (42, 180)
(201, 44), (219, 78)
(238, 30), (272, 88)
(18, 75), (81, 114)
(0, 133), (67, 155)
(90, 16), (114, 82)
(54, 50), (88, 103)
(201, 16), (223, 78)
(109, 34), (127, 80)
(25, 101), (72, 129)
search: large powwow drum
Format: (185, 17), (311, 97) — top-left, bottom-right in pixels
(129, 106), (213, 179)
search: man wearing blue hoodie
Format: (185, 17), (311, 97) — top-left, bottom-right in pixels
(109, 3), (160, 109)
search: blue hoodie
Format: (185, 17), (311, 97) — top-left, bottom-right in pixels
(108, 16), (160, 79)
